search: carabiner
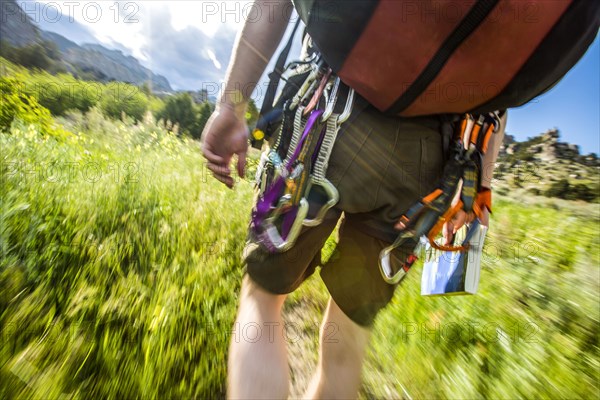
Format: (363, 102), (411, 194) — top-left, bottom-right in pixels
(255, 149), (285, 195)
(302, 178), (340, 227)
(289, 64), (320, 111)
(379, 233), (422, 284)
(259, 198), (309, 252)
(339, 88), (355, 124)
(321, 77), (341, 122)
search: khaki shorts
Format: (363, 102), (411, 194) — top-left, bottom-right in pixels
(244, 102), (445, 327)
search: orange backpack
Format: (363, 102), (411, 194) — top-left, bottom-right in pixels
(293, 0), (600, 116)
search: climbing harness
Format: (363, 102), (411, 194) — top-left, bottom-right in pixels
(251, 59), (356, 253)
(379, 111), (502, 284)
(250, 22), (502, 279)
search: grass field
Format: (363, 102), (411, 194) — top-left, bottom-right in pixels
(1, 110), (598, 399)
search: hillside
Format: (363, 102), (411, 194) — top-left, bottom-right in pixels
(0, 0), (42, 46)
(1, 0), (172, 92)
(495, 129), (599, 201)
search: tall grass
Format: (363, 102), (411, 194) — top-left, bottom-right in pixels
(1, 111), (252, 398)
(1, 110), (598, 399)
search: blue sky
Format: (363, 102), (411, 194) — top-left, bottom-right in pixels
(505, 36), (599, 154)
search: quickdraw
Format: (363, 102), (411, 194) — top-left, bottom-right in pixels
(379, 111), (502, 285)
(251, 61), (355, 253)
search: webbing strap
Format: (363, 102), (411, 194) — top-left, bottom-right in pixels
(252, 109), (324, 229)
(312, 115), (339, 183)
(283, 106), (306, 166)
(312, 83), (355, 182)
(254, 19), (302, 142)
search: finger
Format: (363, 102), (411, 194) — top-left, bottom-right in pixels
(207, 162), (231, 177)
(443, 221), (454, 245)
(452, 211), (467, 234)
(202, 147), (227, 164)
(466, 211), (476, 224)
(479, 209), (490, 227)
(394, 220), (406, 230)
(237, 150), (247, 178)
(212, 173), (234, 188)
(207, 163), (234, 188)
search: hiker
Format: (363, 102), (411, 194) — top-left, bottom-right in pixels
(201, 1), (599, 398)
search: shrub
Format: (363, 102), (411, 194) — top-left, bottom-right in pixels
(545, 178), (570, 198)
(0, 40), (64, 72)
(157, 92), (198, 135)
(0, 75), (53, 133)
(22, 72), (100, 115)
(194, 101), (213, 139)
(544, 178), (597, 202)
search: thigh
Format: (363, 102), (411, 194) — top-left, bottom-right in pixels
(320, 215), (408, 327)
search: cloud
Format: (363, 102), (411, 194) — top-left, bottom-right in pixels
(25, 0), (303, 97)
(140, 4), (237, 91)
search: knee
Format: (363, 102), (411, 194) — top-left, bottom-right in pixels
(319, 301), (371, 363)
(238, 275), (286, 319)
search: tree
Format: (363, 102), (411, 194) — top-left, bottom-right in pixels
(544, 179), (597, 202)
(570, 184), (597, 202)
(157, 92), (198, 135)
(14, 43), (52, 70)
(100, 82), (149, 121)
(193, 101), (213, 140)
(140, 82), (152, 96)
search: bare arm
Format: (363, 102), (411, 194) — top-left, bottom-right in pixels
(481, 111), (507, 189)
(202, 0), (293, 188)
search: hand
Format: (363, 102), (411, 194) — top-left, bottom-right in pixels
(442, 205), (489, 246)
(201, 105), (249, 188)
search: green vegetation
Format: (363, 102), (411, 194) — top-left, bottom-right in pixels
(0, 57), (217, 136)
(0, 40), (65, 74)
(1, 58), (154, 123)
(545, 178), (598, 202)
(156, 92), (213, 138)
(0, 56), (598, 399)
(0, 109), (254, 399)
(364, 198), (599, 399)
(0, 76), (53, 133)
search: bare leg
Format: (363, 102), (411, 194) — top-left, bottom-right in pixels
(304, 298), (371, 399)
(227, 275), (289, 399)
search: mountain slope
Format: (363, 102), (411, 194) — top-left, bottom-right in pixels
(2, 1), (172, 92)
(72, 43), (172, 91)
(0, 0), (42, 46)
(495, 129), (599, 200)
